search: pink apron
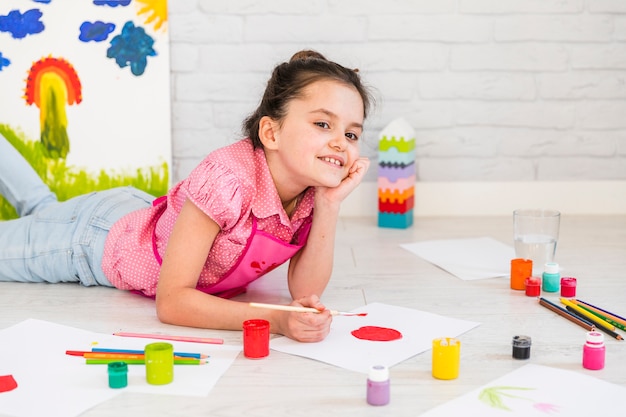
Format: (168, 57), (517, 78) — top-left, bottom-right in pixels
(149, 196), (312, 299)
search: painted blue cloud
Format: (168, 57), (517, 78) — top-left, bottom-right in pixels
(93, 0), (131, 6)
(0, 52), (11, 71)
(79, 21), (115, 42)
(107, 21), (156, 76)
(0, 9), (45, 39)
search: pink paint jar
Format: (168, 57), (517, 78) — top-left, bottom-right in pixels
(583, 331), (605, 370)
(560, 277), (577, 298)
(524, 277), (541, 297)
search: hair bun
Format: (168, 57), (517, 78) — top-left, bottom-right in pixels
(290, 50), (327, 62)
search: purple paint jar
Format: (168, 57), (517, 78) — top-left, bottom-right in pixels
(366, 365), (390, 406)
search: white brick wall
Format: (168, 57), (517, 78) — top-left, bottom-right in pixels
(168, 0), (626, 183)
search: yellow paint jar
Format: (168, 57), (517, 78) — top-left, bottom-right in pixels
(145, 342), (174, 385)
(432, 337), (460, 380)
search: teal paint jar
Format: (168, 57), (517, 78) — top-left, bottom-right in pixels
(542, 262), (560, 293)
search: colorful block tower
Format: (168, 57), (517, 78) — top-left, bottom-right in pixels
(377, 118), (415, 228)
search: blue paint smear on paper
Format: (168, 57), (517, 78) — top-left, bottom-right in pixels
(0, 9), (45, 39)
(93, 0), (131, 7)
(107, 21), (157, 76)
(79, 21), (116, 42)
(32, 0), (52, 4)
(0, 52), (11, 71)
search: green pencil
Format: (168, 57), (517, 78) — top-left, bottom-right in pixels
(574, 302), (626, 331)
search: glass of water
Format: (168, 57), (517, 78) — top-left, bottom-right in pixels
(513, 209), (560, 275)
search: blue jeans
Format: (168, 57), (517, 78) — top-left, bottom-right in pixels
(0, 134), (154, 286)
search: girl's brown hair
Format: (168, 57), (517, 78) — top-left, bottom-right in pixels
(243, 50), (373, 149)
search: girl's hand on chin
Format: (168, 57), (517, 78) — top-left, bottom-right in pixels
(316, 157), (370, 205)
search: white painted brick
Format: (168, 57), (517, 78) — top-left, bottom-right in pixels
(244, 15), (367, 42)
(366, 72), (419, 101)
(615, 18), (626, 41)
(199, 0), (325, 14)
(369, 16), (491, 42)
(212, 102), (258, 129)
(175, 73), (263, 102)
(327, 0), (456, 14)
(418, 74), (536, 100)
(495, 16), (612, 42)
(172, 102), (214, 129)
(575, 101), (626, 129)
(459, 0), (583, 14)
(198, 44), (288, 72)
(416, 130), (499, 157)
(168, 0), (198, 15)
(537, 157), (626, 180)
(588, 0), (626, 13)
(398, 100), (455, 129)
(169, 14), (242, 43)
(500, 132), (618, 156)
(170, 43), (199, 72)
(451, 45), (569, 71)
(539, 72), (626, 99)
(345, 43), (448, 71)
(570, 45), (626, 69)
(454, 102), (575, 129)
(618, 137), (626, 156)
(418, 158), (535, 181)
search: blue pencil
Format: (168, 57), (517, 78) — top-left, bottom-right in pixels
(92, 348), (208, 359)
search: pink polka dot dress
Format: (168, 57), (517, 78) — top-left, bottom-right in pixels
(102, 139), (314, 297)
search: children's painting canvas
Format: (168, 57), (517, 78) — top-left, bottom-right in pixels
(0, 0), (170, 219)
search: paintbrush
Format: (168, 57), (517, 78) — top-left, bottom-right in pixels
(249, 302), (367, 317)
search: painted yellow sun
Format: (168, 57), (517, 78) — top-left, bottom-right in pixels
(135, 0), (168, 31)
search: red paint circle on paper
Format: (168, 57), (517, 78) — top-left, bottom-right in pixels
(351, 326), (403, 342)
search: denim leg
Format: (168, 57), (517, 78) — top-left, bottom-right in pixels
(0, 133), (57, 216)
(0, 187), (153, 286)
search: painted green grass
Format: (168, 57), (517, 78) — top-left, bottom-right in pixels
(0, 124), (169, 220)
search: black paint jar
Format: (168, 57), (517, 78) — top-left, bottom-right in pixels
(512, 335), (532, 360)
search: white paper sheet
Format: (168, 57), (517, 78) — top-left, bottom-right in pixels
(400, 237), (515, 280)
(419, 364), (625, 416)
(0, 319), (241, 417)
(270, 302), (480, 373)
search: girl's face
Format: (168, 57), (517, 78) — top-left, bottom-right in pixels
(270, 79), (365, 189)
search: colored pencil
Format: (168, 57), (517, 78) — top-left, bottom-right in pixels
(92, 348), (207, 359)
(113, 332), (224, 345)
(560, 298), (616, 331)
(538, 298), (594, 331)
(574, 299), (626, 327)
(249, 302), (368, 317)
(566, 306), (624, 341)
(85, 358), (206, 365)
(571, 302), (626, 331)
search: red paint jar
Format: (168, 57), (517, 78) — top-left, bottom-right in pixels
(525, 276), (541, 297)
(560, 277), (577, 298)
(243, 319), (270, 359)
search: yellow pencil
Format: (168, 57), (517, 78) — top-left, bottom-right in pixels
(560, 298), (616, 331)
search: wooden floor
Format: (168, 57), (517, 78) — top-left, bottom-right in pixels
(1, 215), (625, 416)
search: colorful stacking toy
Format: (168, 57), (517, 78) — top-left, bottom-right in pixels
(377, 118), (415, 229)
